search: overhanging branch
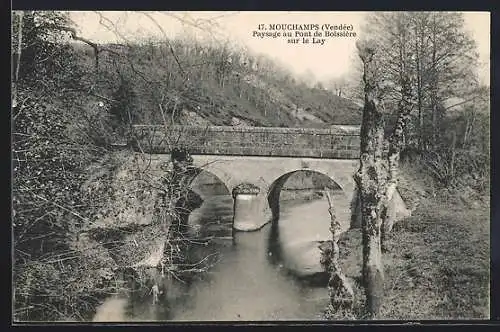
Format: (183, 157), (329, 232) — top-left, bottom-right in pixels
(57, 25), (100, 71)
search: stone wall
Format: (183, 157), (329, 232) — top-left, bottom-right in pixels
(132, 125), (360, 159)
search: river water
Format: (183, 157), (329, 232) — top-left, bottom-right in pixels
(168, 197), (333, 321)
(94, 186), (347, 322)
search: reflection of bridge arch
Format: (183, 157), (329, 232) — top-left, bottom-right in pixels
(267, 169), (345, 222)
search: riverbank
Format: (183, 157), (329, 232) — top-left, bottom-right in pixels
(327, 194), (490, 319)
(280, 189), (323, 201)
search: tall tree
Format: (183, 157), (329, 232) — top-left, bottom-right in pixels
(361, 12), (479, 151)
(355, 37), (413, 318)
(426, 12), (478, 147)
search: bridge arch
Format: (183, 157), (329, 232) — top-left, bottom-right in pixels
(188, 167), (232, 199)
(266, 169), (346, 223)
(189, 155), (360, 232)
(185, 167), (235, 238)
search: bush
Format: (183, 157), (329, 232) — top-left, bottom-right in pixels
(421, 147), (489, 192)
(14, 239), (120, 321)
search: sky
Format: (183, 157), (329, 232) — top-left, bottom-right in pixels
(69, 11), (490, 86)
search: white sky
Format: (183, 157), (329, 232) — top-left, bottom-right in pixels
(69, 11), (490, 86)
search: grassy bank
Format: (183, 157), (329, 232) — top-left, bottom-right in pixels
(329, 195), (489, 320)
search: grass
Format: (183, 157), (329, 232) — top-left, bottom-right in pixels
(329, 195), (490, 320)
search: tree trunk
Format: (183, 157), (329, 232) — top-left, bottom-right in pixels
(355, 40), (413, 318)
(430, 15), (439, 147)
(12, 11), (24, 109)
(462, 109), (476, 148)
(415, 23), (424, 151)
(382, 70), (413, 245)
(381, 21), (414, 245)
(354, 44), (387, 318)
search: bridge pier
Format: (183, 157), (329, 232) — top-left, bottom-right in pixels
(232, 184), (270, 231)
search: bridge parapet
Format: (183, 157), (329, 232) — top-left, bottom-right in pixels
(132, 125), (360, 159)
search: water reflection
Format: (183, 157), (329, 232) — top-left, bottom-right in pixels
(94, 184), (344, 321)
(169, 222), (330, 321)
(165, 189), (342, 321)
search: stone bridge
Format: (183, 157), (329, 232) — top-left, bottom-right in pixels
(131, 125), (408, 232)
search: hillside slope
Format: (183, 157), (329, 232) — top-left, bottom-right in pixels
(74, 40), (362, 129)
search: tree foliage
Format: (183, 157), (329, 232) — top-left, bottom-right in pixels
(360, 12), (482, 150)
(350, 12), (488, 319)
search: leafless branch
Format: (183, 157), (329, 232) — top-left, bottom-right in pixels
(140, 12), (186, 78)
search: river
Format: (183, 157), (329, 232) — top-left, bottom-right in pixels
(93, 183), (347, 321)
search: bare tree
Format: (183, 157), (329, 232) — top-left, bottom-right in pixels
(362, 12), (478, 151)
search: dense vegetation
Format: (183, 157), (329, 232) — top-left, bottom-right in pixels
(325, 160), (490, 319)
(11, 11), (363, 321)
(12, 11), (489, 321)
(323, 11), (489, 318)
(12, 11), (115, 321)
(366, 12), (490, 201)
